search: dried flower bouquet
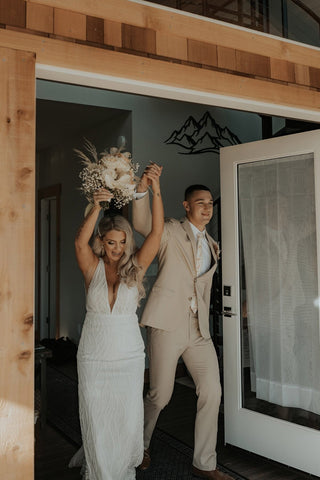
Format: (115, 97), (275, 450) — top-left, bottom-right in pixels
(76, 140), (139, 211)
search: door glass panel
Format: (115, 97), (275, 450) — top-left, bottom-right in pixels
(238, 153), (320, 430)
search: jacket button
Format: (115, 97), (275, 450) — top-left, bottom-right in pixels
(188, 297), (192, 301)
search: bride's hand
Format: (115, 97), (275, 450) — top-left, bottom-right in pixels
(145, 163), (163, 194)
(92, 189), (113, 207)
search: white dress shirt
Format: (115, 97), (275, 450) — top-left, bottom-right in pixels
(188, 221), (211, 277)
(188, 221), (212, 314)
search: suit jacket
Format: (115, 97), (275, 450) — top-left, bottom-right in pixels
(132, 193), (219, 339)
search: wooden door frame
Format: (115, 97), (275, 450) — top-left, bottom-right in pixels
(0, 46), (35, 480)
(2, 26), (320, 476)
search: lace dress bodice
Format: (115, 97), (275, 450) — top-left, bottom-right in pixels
(86, 258), (139, 315)
(77, 258), (144, 363)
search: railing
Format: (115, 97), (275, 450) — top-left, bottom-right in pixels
(147, 0), (320, 47)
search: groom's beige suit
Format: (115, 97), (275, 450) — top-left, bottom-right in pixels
(132, 193), (222, 471)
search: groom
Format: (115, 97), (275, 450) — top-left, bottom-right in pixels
(132, 164), (231, 480)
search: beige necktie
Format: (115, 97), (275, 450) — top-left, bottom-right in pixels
(190, 232), (204, 313)
(195, 232), (204, 275)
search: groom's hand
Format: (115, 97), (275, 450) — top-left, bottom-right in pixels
(137, 163), (162, 193)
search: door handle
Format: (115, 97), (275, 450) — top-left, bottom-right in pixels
(221, 309), (237, 317)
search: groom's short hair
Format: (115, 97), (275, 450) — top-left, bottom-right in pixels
(184, 184), (212, 201)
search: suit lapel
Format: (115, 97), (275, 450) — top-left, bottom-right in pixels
(205, 232), (217, 267)
(180, 219), (218, 277)
(180, 218), (197, 274)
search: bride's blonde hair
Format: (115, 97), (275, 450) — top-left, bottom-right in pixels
(92, 215), (145, 300)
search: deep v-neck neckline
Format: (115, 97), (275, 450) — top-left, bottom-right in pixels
(101, 259), (121, 314)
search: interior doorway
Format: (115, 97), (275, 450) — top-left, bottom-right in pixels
(34, 79), (320, 478)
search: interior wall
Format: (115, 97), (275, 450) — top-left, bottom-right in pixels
(36, 79), (262, 344)
(37, 109), (131, 342)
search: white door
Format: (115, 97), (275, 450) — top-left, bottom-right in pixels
(220, 129), (320, 476)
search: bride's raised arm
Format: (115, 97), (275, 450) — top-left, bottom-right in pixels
(135, 163), (164, 273)
(75, 189), (113, 286)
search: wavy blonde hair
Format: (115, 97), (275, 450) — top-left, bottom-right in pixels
(92, 215), (145, 300)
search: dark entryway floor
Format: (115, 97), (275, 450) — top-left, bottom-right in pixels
(35, 364), (320, 480)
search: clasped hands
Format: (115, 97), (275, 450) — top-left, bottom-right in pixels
(137, 162), (163, 194)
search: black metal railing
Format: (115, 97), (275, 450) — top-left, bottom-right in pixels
(148, 0), (320, 47)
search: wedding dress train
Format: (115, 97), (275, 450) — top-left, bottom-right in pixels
(70, 259), (145, 480)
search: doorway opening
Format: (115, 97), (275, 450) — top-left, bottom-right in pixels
(34, 79), (320, 479)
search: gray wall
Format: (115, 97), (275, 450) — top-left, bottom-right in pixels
(36, 80), (262, 344)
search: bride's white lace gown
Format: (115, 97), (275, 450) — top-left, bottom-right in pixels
(72, 258), (145, 480)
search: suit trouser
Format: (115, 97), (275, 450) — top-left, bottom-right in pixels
(144, 311), (222, 471)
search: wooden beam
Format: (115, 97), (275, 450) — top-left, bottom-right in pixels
(0, 46), (35, 480)
(188, 39), (218, 67)
(26, 3), (53, 34)
(0, 0), (26, 27)
(0, 28), (319, 113)
(87, 15), (104, 45)
(156, 31), (188, 61)
(122, 23), (156, 54)
(270, 58), (295, 83)
(104, 19), (122, 47)
(53, 7), (86, 40)
(26, 0), (320, 68)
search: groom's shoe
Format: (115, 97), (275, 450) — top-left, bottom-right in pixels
(192, 465), (233, 480)
(138, 449), (151, 471)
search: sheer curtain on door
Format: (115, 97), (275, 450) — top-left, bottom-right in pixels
(238, 153), (320, 415)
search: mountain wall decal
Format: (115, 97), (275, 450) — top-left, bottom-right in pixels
(165, 111), (241, 154)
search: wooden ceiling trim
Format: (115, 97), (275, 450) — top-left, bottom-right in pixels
(156, 31), (188, 61)
(25, 0), (320, 68)
(104, 19), (122, 48)
(0, 28), (319, 113)
(217, 45), (236, 71)
(309, 67), (320, 89)
(187, 39), (218, 67)
(26, 2), (53, 33)
(86, 16), (104, 45)
(270, 58), (296, 83)
(235, 50), (270, 78)
(53, 7), (86, 41)
(294, 64), (311, 87)
(0, 0), (26, 28)
(122, 23), (156, 55)
(2, 3), (320, 92)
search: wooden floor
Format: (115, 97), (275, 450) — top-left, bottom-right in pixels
(158, 380), (320, 480)
(35, 378), (320, 480)
(35, 422), (80, 480)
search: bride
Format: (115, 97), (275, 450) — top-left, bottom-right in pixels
(71, 164), (163, 479)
